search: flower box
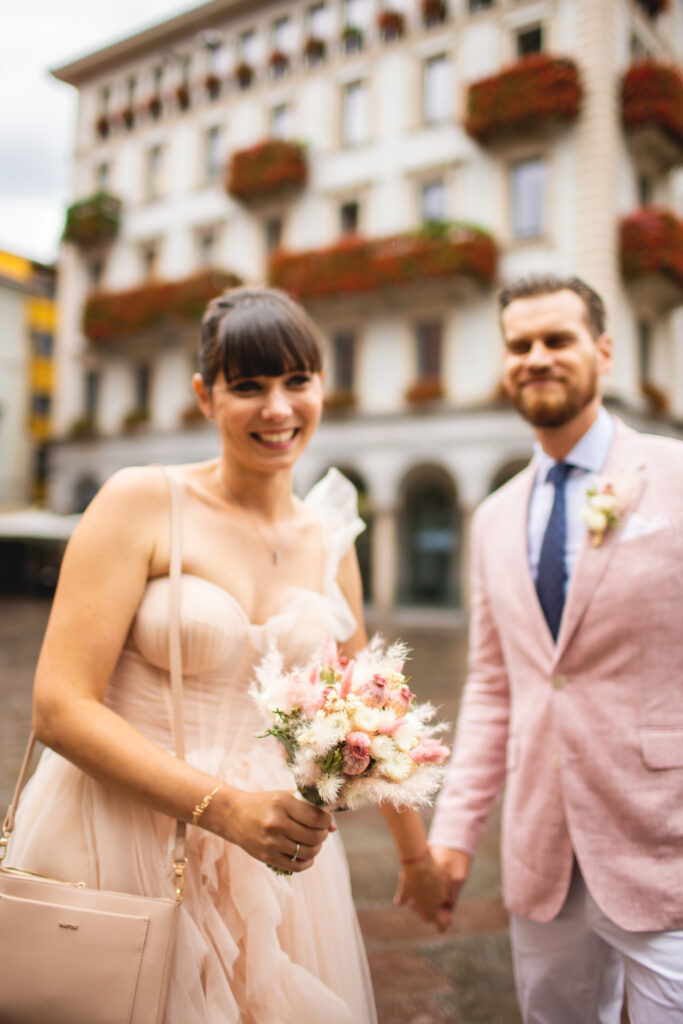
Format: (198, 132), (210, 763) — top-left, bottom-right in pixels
(269, 49), (289, 76)
(204, 73), (221, 99)
(641, 379), (670, 414)
(405, 378), (445, 404)
(422, 0), (447, 26)
(465, 54), (582, 143)
(341, 25), (363, 52)
(324, 389), (357, 411)
(118, 106), (134, 130)
(95, 115), (109, 139)
(175, 83), (190, 109)
(235, 61), (254, 89)
(620, 207), (683, 293)
(227, 140), (308, 201)
(378, 9), (406, 41)
(622, 60), (683, 158)
(269, 226), (497, 300)
(303, 36), (326, 64)
(636, 0), (669, 15)
(83, 269), (241, 344)
(62, 192), (122, 247)
(122, 408), (150, 431)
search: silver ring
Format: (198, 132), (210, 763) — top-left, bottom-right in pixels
(291, 842), (300, 863)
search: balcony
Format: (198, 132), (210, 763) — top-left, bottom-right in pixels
(465, 54), (582, 145)
(269, 226), (497, 301)
(620, 207), (683, 309)
(83, 269), (241, 344)
(226, 140), (308, 202)
(622, 60), (683, 173)
(62, 192), (122, 248)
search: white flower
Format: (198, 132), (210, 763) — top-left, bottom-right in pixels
(380, 750), (416, 782)
(580, 507), (608, 533)
(369, 734), (396, 762)
(317, 773), (344, 804)
(298, 709), (349, 756)
(392, 723), (420, 752)
(350, 704), (390, 734)
(590, 494), (617, 514)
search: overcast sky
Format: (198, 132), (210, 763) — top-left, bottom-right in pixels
(2, 0), (198, 264)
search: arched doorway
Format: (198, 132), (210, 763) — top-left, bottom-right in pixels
(398, 465), (461, 607)
(318, 465), (373, 601)
(489, 457), (530, 494)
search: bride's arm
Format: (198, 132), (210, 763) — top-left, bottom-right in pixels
(31, 466), (331, 874)
(336, 547), (451, 930)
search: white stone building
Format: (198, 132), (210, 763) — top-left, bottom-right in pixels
(50, 0), (683, 611)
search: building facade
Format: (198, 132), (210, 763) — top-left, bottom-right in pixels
(50, 0), (683, 610)
(0, 250), (56, 507)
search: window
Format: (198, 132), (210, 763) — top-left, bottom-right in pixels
(98, 85), (110, 115)
(197, 227), (216, 267)
(510, 157), (547, 239)
(239, 29), (257, 63)
(146, 144), (163, 200)
(140, 241), (159, 280)
(342, 0), (364, 27)
(84, 370), (99, 418)
(308, 3), (328, 35)
(516, 25), (543, 57)
(265, 216), (283, 252)
(468, 0), (494, 10)
(421, 181), (446, 223)
(638, 174), (653, 206)
(205, 126), (221, 183)
(332, 332), (356, 391)
(638, 320), (653, 382)
(271, 104), (292, 139)
(342, 81), (367, 146)
(340, 200), (359, 235)
(416, 321), (443, 379)
(32, 332), (53, 357)
(95, 162), (110, 191)
(272, 16), (291, 51)
(152, 66), (164, 93)
(88, 259), (104, 290)
(32, 393), (51, 417)
(135, 363), (151, 412)
(423, 55), (451, 124)
(126, 76), (137, 105)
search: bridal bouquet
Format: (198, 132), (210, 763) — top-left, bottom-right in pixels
(252, 636), (449, 811)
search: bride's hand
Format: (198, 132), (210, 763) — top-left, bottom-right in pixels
(221, 789), (334, 872)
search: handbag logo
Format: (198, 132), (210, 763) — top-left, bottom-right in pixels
(58, 921), (80, 930)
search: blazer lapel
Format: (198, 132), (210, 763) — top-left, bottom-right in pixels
(555, 419), (647, 659)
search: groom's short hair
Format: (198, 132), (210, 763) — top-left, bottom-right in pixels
(498, 273), (606, 339)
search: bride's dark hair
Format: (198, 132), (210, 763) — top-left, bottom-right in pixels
(199, 286), (324, 388)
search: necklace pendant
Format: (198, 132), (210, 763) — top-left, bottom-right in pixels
(273, 550), (281, 566)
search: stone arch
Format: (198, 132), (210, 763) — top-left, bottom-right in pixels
(488, 457), (530, 495)
(73, 474), (100, 513)
(397, 463), (462, 608)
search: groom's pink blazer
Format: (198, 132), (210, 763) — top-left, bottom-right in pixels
(430, 416), (683, 931)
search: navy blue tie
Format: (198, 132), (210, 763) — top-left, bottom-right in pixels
(536, 462), (572, 640)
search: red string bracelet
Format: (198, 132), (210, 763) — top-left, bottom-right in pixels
(400, 847), (430, 866)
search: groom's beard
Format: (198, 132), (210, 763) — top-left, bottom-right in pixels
(511, 363), (599, 428)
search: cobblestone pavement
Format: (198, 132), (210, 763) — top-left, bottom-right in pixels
(0, 597), (520, 1024)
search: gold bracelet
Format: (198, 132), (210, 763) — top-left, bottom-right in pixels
(191, 784), (221, 826)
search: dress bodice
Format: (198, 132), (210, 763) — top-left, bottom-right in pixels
(104, 469), (364, 764)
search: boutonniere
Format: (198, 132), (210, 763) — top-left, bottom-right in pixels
(580, 479), (622, 547)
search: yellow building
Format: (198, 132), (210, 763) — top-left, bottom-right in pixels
(0, 250), (57, 505)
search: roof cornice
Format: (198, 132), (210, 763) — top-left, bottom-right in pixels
(50, 0), (279, 86)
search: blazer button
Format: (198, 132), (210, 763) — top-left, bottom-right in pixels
(552, 674), (568, 690)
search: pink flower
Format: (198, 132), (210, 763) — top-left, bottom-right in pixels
(378, 716), (407, 736)
(358, 673), (389, 708)
(342, 731), (372, 775)
(409, 738), (449, 765)
(284, 674), (322, 715)
(339, 660), (355, 699)
(392, 685), (414, 714)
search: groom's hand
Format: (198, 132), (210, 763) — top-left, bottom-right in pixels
(430, 846), (472, 913)
(394, 849), (453, 933)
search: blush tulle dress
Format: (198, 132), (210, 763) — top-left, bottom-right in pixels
(7, 468), (378, 1024)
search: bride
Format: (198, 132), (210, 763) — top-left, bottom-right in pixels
(7, 286), (448, 1022)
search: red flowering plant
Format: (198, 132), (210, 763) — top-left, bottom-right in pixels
(465, 54), (582, 144)
(204, 73), (221, 98)
(227, 140), (308, 201)
(175, 83), (190, 109)
(147, 95), (162, 118)
(303, 36), (326, 63)
(117, 107), (135, 130)
(621, 60), (683, 154)
(620, 207), (683, 291)
(235, 61), (254, 88)
(269, 49), (290, 75)
(405, 378), (445, 404)
(269, 225), (497, 300)
(94, 115), (109, 139)
(377, 9), (406, 40)
(62, 193), (122, 247)
(83, 269), (241, 344)
(422, 0), (447, 26)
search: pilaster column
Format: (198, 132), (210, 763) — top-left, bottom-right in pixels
(371, 505), (398, 613)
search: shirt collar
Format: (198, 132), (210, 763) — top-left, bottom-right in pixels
(534, 406), (615, 480)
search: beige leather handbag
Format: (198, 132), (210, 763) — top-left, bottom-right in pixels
(0, 470), (189, 1024)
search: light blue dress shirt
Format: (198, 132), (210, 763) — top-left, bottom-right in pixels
(527, 407), (615, 592)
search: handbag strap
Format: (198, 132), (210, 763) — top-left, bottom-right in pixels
(2, 466), (189, 901)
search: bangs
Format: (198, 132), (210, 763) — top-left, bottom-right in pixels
(217, 295), (322, 382)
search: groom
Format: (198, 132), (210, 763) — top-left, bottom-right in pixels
(426, 274), (683, 1022)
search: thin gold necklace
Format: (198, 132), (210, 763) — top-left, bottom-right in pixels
(217, 470), (291, 566)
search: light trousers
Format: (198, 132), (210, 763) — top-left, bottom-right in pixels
(510, 864), (683, 1024)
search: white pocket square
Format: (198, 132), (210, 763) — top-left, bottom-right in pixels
(619, 511), (671, 542)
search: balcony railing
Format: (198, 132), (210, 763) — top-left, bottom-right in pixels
(622, 60), (683, 170)
(620, 207), (683, 306)
(465, 54), (582, 144)
(83, 269), (241, 344)
(226, 140), (308, 201)
(62, 192), (122, 247)
(269, 226), (497, 300)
